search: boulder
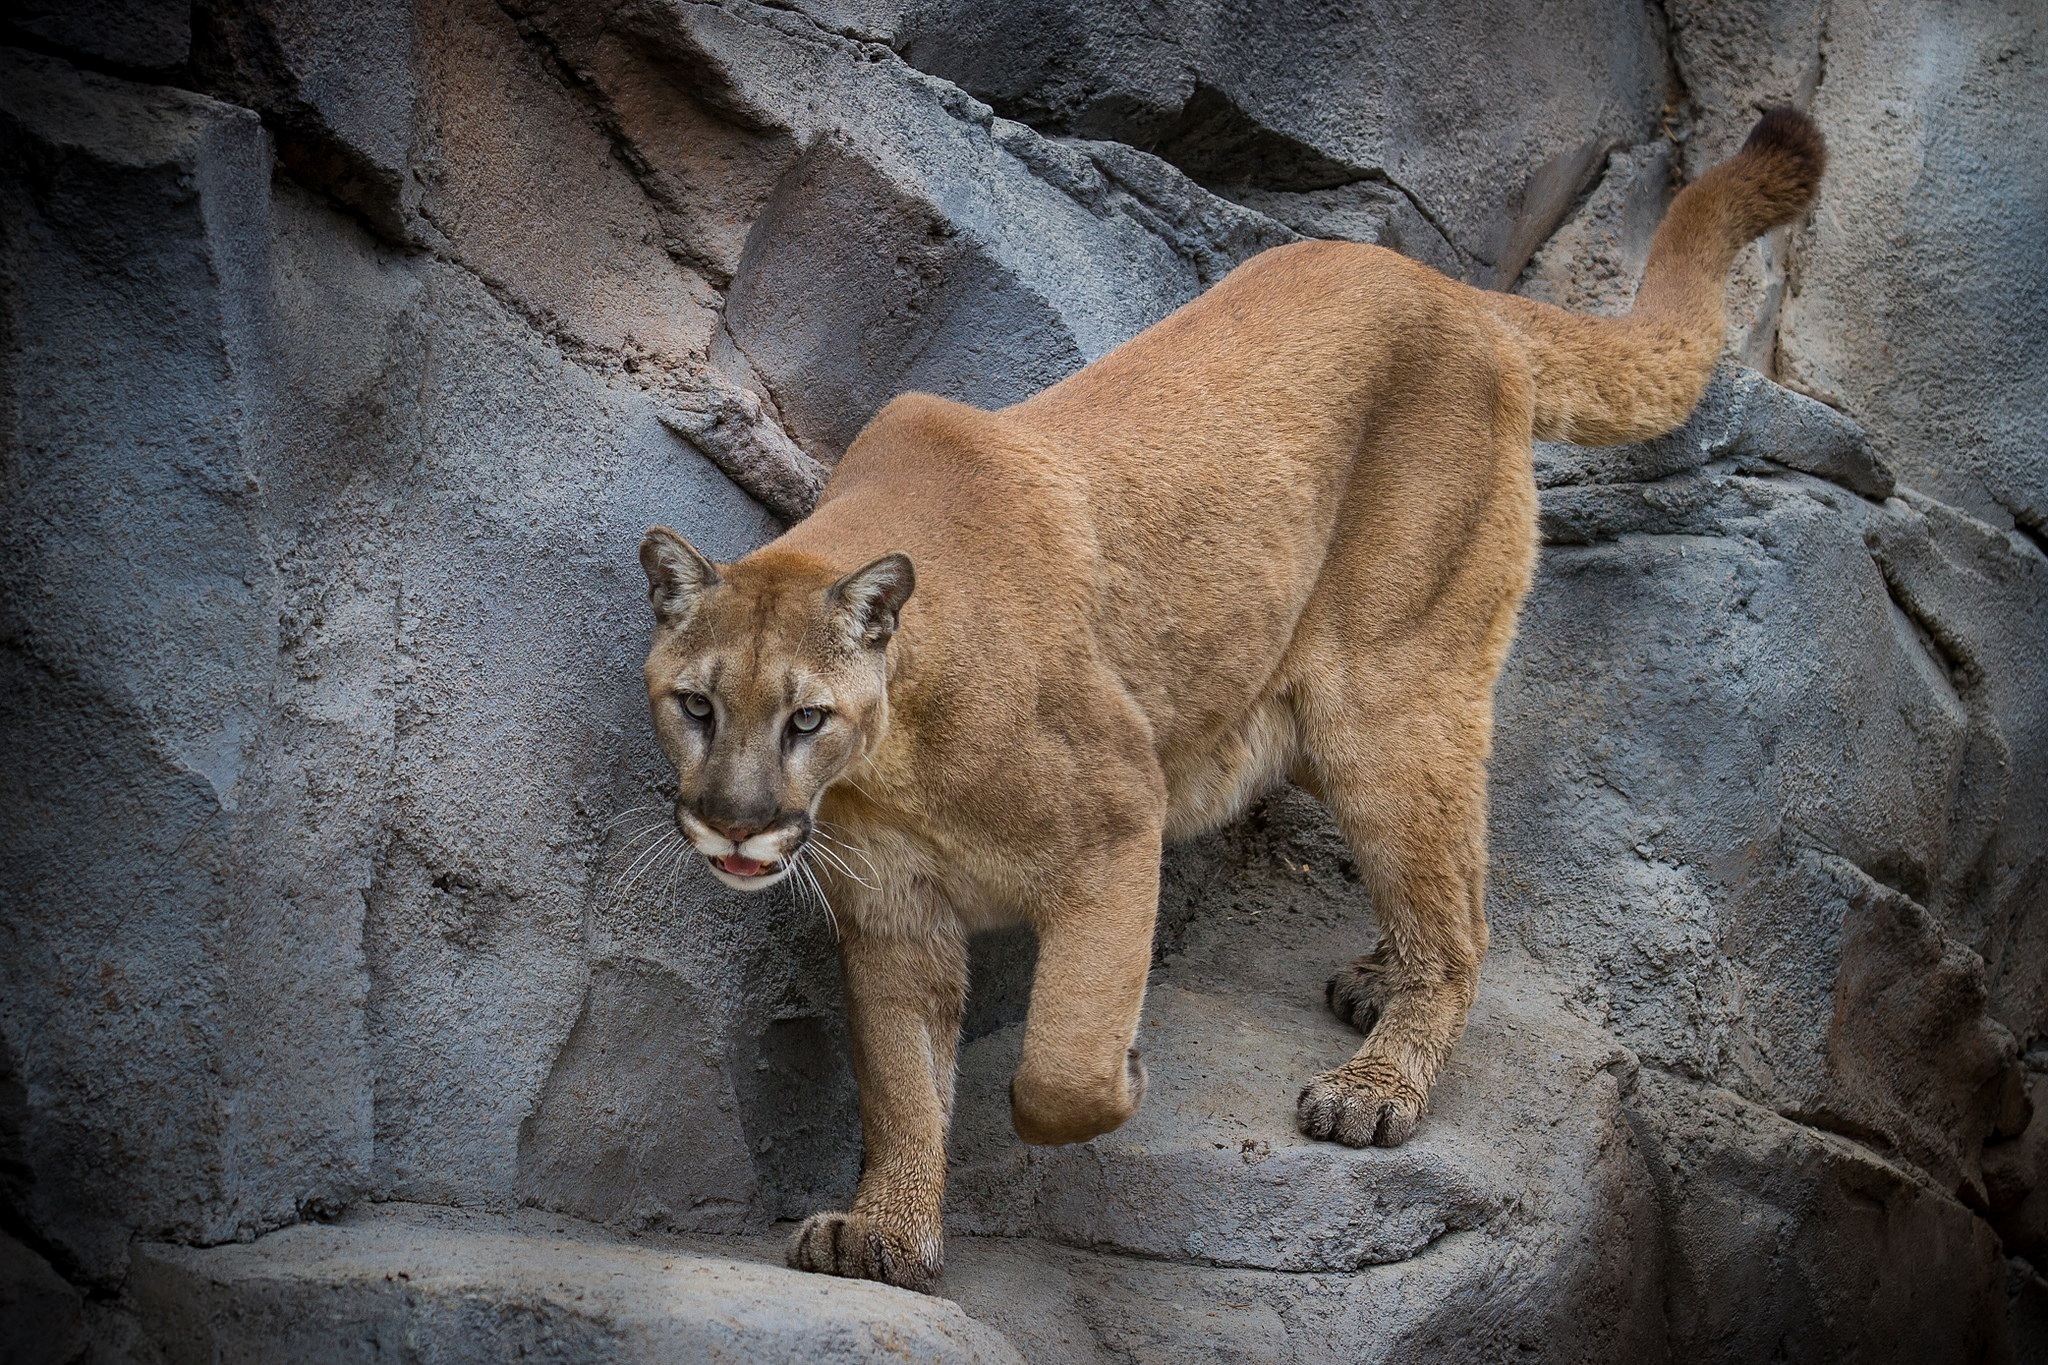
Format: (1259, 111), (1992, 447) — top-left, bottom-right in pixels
(1496, 450), (2027, 1201)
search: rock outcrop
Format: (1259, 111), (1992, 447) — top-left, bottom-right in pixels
(2, 1), (2043, 1361)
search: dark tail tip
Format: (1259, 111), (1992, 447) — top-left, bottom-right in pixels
(1743, 107), (1826, 167)
(1739, 107), (1827, 216)
(1744, 107), (1826, 184)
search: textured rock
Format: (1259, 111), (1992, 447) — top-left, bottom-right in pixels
(0, 49), (370, 1282)
(1777, 0), (2048, 533)
(0, 1232), (87, 1365)
(131, 1202), (1022, 1363)
(1629, 1068), (2016, 1363)
(4, 0), (190, 71)
(1516, 141), (1671, 319)
(890, 0), (1667, 286)
(1496, 448), (2027, 1200)
(0, 31), (778, 1282)
(189, 0), (425, 239)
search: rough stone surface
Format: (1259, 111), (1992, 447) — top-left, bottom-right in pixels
(889, 0), (1666, 286)
(0, 1232), (87, 1365)
(1629, 1069), (2013, 1364)
(4, 0), (191, 71)
(131, 1202), (1021, 1363)
(189, 0), (426, 240)
(0, 50), (370, 1283)
(2, 0), (2045, 1360)
(1777, 0), (2048, 534)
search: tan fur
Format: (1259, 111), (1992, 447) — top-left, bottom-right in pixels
(639, 111), (1825, 1293)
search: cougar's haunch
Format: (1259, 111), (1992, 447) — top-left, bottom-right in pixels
(639, 110), (1825, 1292)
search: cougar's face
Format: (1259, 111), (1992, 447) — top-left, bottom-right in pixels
(639, 528), (913, 892)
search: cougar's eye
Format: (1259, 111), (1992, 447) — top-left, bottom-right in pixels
(680, 692), (713, 720)
(789, 707), (824, 734)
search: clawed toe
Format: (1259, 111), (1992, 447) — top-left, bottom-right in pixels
(787, 1211), (938, 1294)
(1295, 1071), (1423, 1148)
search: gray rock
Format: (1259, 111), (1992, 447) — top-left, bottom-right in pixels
(4, 0), (190, 70)
(1517, 142), (1672, 318)
(1777, 0), (2048, 533)
(1664, 0), (1826, 179)
(1498, 453), (2024, 1200)
(1533, 363), (1894, 501)
(0, 1232), (87, 1365)
(130, 1202), (1023, 1363)
(1628, 1068), (2018, 1363)
(1229, 178), (1461, 278)
(322, 256), (777, 1212)
(413, 0), (723, 373)
(189, 0), (425, 240)
(891, 0), (1668, 284)
(0, 50), (369, 1283)
(0, 42), (782, 1279)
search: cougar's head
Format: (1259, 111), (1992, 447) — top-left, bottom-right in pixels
(638, 526), (914, 892)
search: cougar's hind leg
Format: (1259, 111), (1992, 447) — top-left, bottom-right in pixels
(1293, 696), (1491, 1148)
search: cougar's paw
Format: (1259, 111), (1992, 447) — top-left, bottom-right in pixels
(787, 1210), (939, 1293)
(1325, 958), (1396, 1035)
(1296, 1065), (1426, 1148)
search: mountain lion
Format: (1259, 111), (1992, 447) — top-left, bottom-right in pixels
(638, 109), (1825, 1292)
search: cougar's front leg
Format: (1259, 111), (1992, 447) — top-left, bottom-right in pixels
(1011, 834), (1162, 1146)
(788, 916), (965, 1294)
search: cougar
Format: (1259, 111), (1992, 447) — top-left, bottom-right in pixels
(638, 109), (1825, 1292)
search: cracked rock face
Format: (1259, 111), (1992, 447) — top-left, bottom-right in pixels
(2, 1), (2045, 1361)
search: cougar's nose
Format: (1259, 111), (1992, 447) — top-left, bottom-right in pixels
(702, 814), (768, 844)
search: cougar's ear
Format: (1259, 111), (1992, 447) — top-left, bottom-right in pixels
(829, 553), (915, 647)
(640, 526), (721, 625)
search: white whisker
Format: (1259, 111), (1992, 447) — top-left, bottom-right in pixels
(793, 848), (840, 940)
(811, 822), (881, 881)
(610, 820), (678, 861)
(619, 831), (681, 896)
(836, 778), (887, 808)
(805, 837), (876, 890)
(600, 804), (664, 831)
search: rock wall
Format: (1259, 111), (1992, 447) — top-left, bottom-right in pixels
(1, 1), (2043, 1361)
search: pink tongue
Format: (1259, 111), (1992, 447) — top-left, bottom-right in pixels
(718, 853), (768, 877)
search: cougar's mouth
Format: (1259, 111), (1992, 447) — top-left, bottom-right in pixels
(703, 846), (796, 891)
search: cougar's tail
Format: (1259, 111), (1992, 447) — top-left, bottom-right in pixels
(1488, 108), (1826, 446)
